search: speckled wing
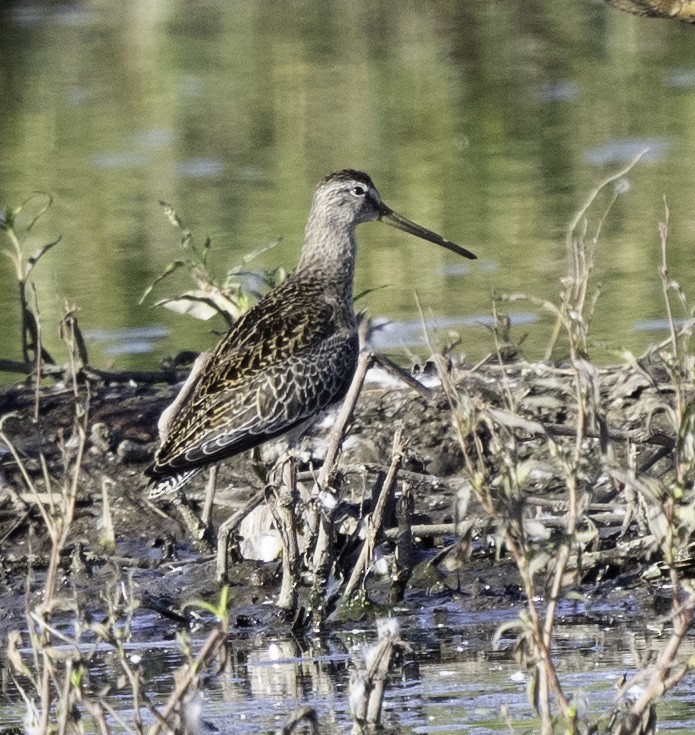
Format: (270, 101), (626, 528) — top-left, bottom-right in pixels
(146, 280), (358, 480)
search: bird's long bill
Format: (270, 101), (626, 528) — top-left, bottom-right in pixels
(378, 204), (477, 260)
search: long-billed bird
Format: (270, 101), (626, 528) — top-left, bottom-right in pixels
(145, 169), (476, 501)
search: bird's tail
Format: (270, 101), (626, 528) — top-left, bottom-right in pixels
(144, 464), (202, 500)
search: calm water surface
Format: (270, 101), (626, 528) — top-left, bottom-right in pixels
(1, 0), (695, 370)
(2, 602), (694, 734)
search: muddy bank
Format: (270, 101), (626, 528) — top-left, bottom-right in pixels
(0, 353), (686, 639)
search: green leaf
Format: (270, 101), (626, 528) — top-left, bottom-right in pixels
(183, 586), (230, 621)
(159, 200), (184, 230)
(139, 259), (186, 304)
(202, 236), (213, 265)
(70, 666), (83, 688)
(241, 236), (282, 265)
(15, 192), (53, 233)
(354, 284), (390, 303)
(25, 236), (62, 276)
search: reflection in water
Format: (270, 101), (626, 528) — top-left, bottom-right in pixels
(368, 313), (540, 352)
(2, 610), (694, 734)
(175, 158), (226, 180)
(243, 640), (341, 702)
(583, 138), (670, 165)
(86, 326), (169, 356)
(0, 0), (695, 375)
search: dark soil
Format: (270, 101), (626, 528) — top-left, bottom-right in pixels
(0, 355), (686, 640)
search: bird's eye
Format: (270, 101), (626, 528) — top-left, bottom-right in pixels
(351, 185), (366, 196)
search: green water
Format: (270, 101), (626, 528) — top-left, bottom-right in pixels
(1, 0), (695, 371)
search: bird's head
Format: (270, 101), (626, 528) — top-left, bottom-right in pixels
(315, 169), (476, 259)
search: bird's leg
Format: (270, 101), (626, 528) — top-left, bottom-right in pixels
(215, 452), (300, 585)
(201, 465), (218, 529)
(267, 456), (301, 618)
(171, 492), (215, 555)
(216, 487), (266, 583)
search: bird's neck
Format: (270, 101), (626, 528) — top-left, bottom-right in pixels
(294, 216), (357, 300)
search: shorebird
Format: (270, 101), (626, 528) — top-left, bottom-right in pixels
(145, 169), (476, 501)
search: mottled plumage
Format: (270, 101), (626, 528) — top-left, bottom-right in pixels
(145, 169), (475, 498)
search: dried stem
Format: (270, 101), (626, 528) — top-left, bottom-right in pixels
(342, 430), (404, 602)
(148, 626), (227, 735)
(544, 150), (647, 360)
(310, 350), (372, 616)
(268, 457), (301, 615)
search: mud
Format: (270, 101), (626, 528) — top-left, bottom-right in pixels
(0, 355), (685, 642)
